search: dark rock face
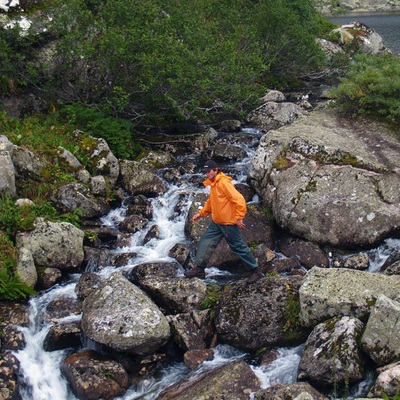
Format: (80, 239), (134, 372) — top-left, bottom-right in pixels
(62, 350), (129, 400)
(155, 359), (260, 400)
(214, 275), (308, 351)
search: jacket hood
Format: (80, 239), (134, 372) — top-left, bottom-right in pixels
(203, 172), (232, 187)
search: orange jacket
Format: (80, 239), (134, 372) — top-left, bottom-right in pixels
(199, 172), (247, 225)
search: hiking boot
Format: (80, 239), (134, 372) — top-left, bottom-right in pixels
(184, 267), (206, 279)
(247, 269), (263, 284)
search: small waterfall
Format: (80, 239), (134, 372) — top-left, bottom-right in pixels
(15, 285), (79, 400)
(11, 124), (400, 399)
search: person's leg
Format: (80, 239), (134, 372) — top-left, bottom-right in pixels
(223, 225), (258, 270)
(194, 221), (224, 268)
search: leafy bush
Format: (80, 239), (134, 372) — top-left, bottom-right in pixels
(4, 0), (326, 128)
(61, 103), (143, 159)
(331, 53), (400, 126)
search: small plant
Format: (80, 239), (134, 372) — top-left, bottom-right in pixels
(0, 268), (36, 301)
(201, 284), (230, 318)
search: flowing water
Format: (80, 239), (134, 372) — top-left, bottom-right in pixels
(12, 126), (400, 399)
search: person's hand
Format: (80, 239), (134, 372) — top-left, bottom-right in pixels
(193, 213), (201, 224)
(237, 219), (245, 229)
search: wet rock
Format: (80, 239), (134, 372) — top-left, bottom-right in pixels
(332, 252), (370, 270)
(168, 310), (214, 351)
(299, 267), (400, 327)
(143, 224), (160, 244)
(383, 260), (400, 275)
(75, 272), (102, 301)
(297, 316), (366, 389)
(127, 194), (153, 218)
(81, 273), (170, 354)
(129, 262), (180, 285)
(156, 359), (260, 400)
(254, 382), (329, 400)
(44, 320), (82, 351)
(36, 267), (63, 290)
(16, 219), (85, 270)
(51, 182), (111, 219)
(184, 349), (214, 370)
(62, 349), (128, 400)
(361, 295), (400, 366)
(119, 214), (148, 233)
(0, 351), (21, 400)
(82, 247), (114, 272)
(139, 276), (207, 314)
(44, 296), (82, 324)
(168, 243), (191, 268)
(266, 256), (301, 274)
(214, 275), (307, 352)
(278, 235), (329, 269)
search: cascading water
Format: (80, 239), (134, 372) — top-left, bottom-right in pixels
(12, 127), (400, 400)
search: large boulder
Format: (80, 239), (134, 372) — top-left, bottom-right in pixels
(62, 349), (129, 400)
(119, 160), (167, 197)
(248, 107), (400, 248)
(15, 219), (85, 270)
(246, 101), (306, 131)
(81, 273), (170, 355)
(254, 382), (329, 400)
(138, 276), (207, 314)
(156, 359), (260, 400)
(214, 275), (307, 351)
(361, 295), (400, 366)
(297, 316), (366, 388)
(51, 182), (111, 219)
(299, 267), (400, 327)
(74, 131), (120, 188)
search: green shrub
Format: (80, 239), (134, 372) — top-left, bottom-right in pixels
(61, 103), (143, 159)
(331, 53), (400, 126)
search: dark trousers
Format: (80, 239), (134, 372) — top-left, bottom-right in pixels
(195, 221), (258, 271)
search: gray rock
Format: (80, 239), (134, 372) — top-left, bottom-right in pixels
(0, 151), (16, 197)
(246, 101), (305, 131)
(119, 160), (167, 197)
(248, 107), (400, 248)
(254, 382), (328, 400)
(299, 267), (400, 327)
(81, 273), (170, 354)
(74, 131), (120, 188)
(11, 145), (46, 181)
(16, 219), (84, 270)
(139, 276), (207, 314)
(51, 182), (111, 219)
(168, 310), (214, 352)
(203, 143), (248, 162)
(361, 295), (400, 366)
(16, 247), (37, 288)
(368, 361), (400, 398)
(297, 316), (366, 388)
(214, 275), (307, 351)
(156, 359), (260, 400)
(261, 90), (286, 103)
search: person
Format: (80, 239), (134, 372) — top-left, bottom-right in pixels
(185, 160), (263, 284)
